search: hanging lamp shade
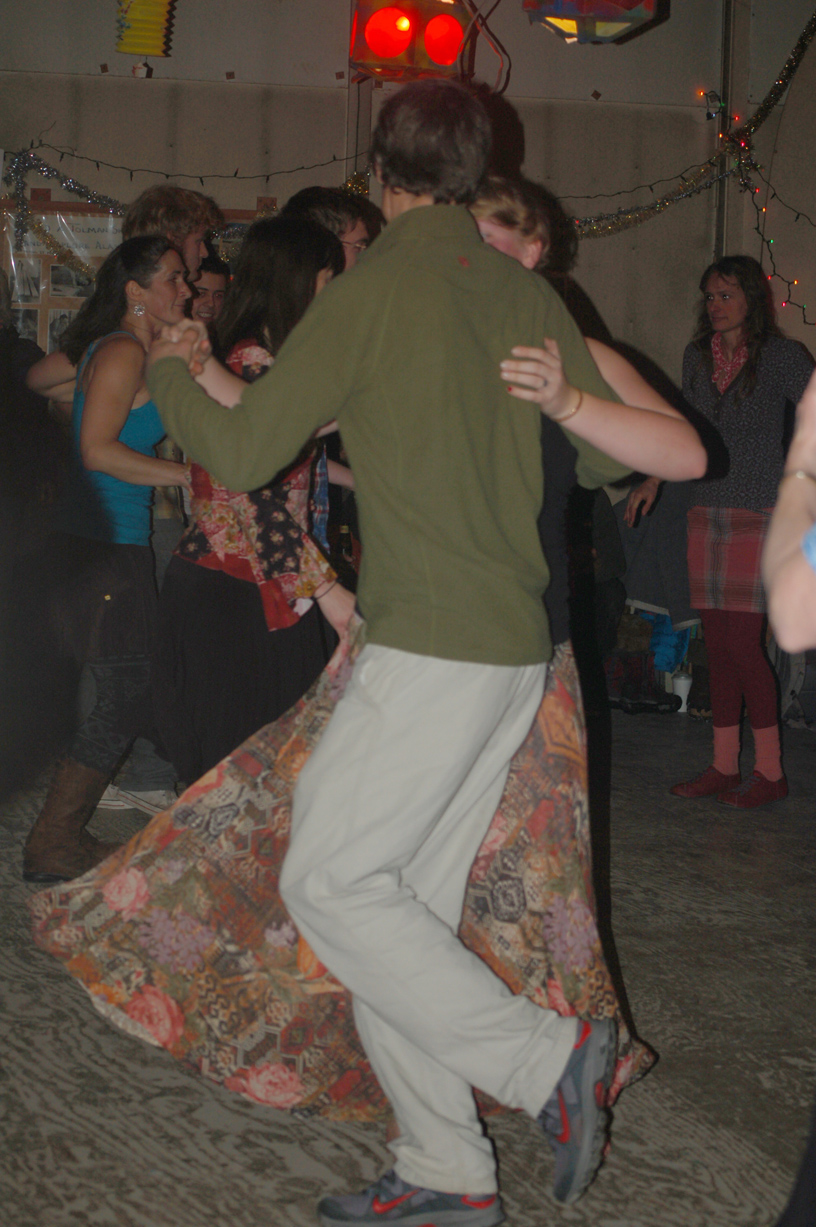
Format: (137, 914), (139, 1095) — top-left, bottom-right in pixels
(523, 0), (656, 44)
(116, 0), (176, 57)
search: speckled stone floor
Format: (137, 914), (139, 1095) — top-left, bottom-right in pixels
(1, 710), (814, 1227)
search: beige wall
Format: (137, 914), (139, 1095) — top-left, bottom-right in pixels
(2, 0), (815, 381)
(514, 97), (717, 380)
(0, 71), (349, 212)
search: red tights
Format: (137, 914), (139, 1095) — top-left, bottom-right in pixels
(699, 609), (778, 730)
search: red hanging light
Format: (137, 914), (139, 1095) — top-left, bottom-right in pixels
(350, 1), (468, 80)
(365, 7), (415, 58)
(424, 13), (466, 65)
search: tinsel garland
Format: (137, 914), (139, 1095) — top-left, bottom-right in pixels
(2, 148), (124, 259)
(25, 217), (97, 279)
(3, 10), (814, 260)
(576, 9), (816, 238)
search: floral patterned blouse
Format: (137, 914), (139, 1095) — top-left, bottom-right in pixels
(173, 339), (335, 630)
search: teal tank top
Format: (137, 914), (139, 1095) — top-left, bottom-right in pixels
(59, 332), (166, 545)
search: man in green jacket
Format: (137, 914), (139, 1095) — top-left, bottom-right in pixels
(147, 80), (631, 1227)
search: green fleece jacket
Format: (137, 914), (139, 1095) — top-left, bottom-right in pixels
(149, 204), (629, 665)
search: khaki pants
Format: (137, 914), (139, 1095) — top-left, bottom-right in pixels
(280, 644), (577, 1194)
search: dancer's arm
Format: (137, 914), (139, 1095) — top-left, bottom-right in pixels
(25, 350), (77, 402)
(81, 338), (190, 488)
(147, 314), (353, 492)
(328, 460), (355, 490)
(315, 580), (357, 647)
(763, 368), (816, 652)
(500, 338), (706, 481)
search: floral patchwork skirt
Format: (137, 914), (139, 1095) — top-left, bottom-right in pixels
(30, 618), (655, 1120)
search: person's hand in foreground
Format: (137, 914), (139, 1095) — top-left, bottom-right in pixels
(147, 320), (211, 377)
(501, 338), (580, 422)
(623, 476), (662, 527)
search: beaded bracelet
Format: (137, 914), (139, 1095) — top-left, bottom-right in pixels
(552, 389), (583, 425)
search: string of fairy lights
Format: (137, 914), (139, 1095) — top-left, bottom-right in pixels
(568, 8), (816, 324)
(3, 9), (816, 317)
(744, 164), (816, 326)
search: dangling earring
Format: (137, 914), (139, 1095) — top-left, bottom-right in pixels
(132, 302), (146, 317)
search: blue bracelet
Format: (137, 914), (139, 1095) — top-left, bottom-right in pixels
(802, 521), (816, 575)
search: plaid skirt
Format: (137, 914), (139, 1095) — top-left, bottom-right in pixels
(687, 505), (771, 613)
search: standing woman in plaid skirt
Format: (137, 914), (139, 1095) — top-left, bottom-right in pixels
(671, 255), (814, 807)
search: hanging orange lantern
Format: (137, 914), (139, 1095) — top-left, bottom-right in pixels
(116, 0), (176, 58)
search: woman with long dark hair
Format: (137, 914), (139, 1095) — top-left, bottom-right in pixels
(671, 255), (814, 806)
(23, 236), (191, 882)
(151, 215), (350, 784)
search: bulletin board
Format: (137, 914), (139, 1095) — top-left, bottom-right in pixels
(1, 201), (262, 357)
(2, 205), (123, 354)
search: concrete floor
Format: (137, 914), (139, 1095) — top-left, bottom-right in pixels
(1, 708), (814, 1227)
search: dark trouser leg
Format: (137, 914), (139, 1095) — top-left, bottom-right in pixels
(23, 656), (150, 882)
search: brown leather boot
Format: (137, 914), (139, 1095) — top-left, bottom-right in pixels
(23, 757), (121, 884)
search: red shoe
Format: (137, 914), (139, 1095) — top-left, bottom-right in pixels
(670, 766), (741, 798)
(717, 771), (788, 808)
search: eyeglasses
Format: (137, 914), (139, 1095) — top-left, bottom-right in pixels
(341, 239), (369, 253)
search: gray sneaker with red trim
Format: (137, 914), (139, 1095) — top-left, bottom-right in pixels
(317, 1170), (504, 1227)
(538, 1017), (617, 1204)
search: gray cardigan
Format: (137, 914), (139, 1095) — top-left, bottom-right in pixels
(683, 334), (814, 511)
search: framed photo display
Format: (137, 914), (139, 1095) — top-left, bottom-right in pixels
(1, 206), (122, 353)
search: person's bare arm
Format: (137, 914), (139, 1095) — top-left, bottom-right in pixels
(149, 321), (247, 408)
(586, 340), (676, 524)
(26, 351), (77, 402)
(763, 368), (816, 652)
(327, 459), (354, 490)
(80, 337), (189, 488)
(500, 339), (706, 481)
(586, 339), (682, 418)
(195, 352), (247, 407)
(315, 580), (356, 646)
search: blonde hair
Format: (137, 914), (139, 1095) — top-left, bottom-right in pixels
(123, 185), (224, 243)
(470, 175), (553, 270)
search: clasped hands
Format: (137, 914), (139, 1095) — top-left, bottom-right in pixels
(147, 320), (212, 377)
(500, 338), (581, 423)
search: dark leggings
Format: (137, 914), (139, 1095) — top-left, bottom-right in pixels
(699, 608), (778, 729)
(46, 532), (157, 775)
(70, 656), (151, 775)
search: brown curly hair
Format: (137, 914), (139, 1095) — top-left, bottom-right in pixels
(693, 255), (782, 399)
(123, 185), (224, 243)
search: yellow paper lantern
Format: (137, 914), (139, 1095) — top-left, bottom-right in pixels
(116, 0), (176, 57)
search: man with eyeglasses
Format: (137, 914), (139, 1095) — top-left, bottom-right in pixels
(282, 185), (383, 268)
